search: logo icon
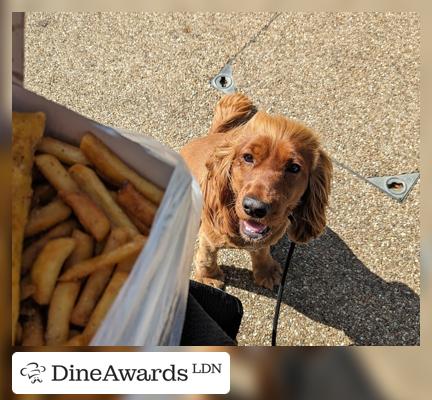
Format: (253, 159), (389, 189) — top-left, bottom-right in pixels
(20, 362), (46, 383)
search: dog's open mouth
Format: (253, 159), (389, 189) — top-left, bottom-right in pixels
(240, 219), (271, 241)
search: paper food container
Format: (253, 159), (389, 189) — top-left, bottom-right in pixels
(12, 13), (202, 346)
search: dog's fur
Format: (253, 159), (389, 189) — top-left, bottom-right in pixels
(181, 93), (332, 289)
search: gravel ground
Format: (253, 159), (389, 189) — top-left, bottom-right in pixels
(23, 12), (419, 346)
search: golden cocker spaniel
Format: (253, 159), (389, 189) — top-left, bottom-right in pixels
(181, 93), (332, 290)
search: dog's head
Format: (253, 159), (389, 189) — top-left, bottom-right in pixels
(203, 94), (332, 245)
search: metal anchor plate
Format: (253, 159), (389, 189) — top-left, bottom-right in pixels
(210, 64), (236, 94)
(367, 172), (419, 202)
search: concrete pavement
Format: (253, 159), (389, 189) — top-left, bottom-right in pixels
(24, 12), (419, 345)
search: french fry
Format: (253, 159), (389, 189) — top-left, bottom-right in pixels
(45, 229), (94, 345)
(35, 154), (110, 240)
(12, 111), (46, 344)
(35, 154), (79, 192)
(64, 333), (89, 346)
(117, 182), (157, 230)
(71, 227), (131, 327)
(20, 275), (35, 301)
(24, 198), (72, 238)
(80, 132), (163, 205)
(31, 237), (76, 305)
(46, 282), (81, 345)
(58, 236), (146, 282)
(109, 191), (150, 236)
(21, 304), (45, 346)
(116, 254), (137, 274)
(117, 207), (150, 236)
(83, 271), (129, 340)
(37, 136), (90, 165)
(31, 184), (56, 208)
(69, 329), (81, 339)
(64, 229), (95, 270)
(21, 219), (77, 276)
(131, 218), (150, 236)
(59, 190), (111, 242)
(69, 164), (138, 233)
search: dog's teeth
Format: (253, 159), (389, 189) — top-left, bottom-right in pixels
(243, 220), (268, 235)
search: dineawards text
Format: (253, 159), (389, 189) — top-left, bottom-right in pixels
(52, 364), (189, 382)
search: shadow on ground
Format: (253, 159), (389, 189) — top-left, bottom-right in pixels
(222, 228), (419, 345)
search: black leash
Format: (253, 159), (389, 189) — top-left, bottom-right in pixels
(271, 241), (296, 346)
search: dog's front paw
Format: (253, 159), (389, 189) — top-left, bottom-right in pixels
(253, 260), (282, 290)
(195, 269), (225, 289)
(197, 276), (225, 289)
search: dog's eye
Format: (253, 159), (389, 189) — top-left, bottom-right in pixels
(286, 163), (301, 173)
(243, 153), (254, 163)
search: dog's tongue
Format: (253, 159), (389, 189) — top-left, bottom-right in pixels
(243, 220), (268, 234)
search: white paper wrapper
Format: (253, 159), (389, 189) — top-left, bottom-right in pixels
(13, 84), (202, 346)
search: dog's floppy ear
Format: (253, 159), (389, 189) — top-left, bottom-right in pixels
(287, 149), (332, 243)
(201, 141), (237, 235)
(210, 93), (257, 133)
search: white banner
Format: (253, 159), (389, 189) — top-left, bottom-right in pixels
(12, 352), (230, 394)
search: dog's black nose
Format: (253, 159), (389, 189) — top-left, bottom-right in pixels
(242, 196), (270, 219)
